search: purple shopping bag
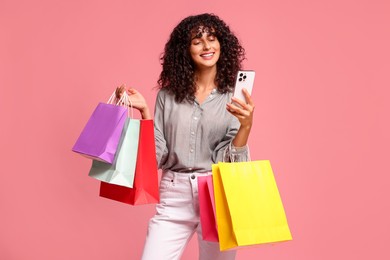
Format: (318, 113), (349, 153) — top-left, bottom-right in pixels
(72, 102), (127, 163)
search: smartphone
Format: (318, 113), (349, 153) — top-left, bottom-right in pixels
(232, 70), (255, 105)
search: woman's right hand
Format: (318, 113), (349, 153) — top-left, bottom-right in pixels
(115, 84), (152, 119)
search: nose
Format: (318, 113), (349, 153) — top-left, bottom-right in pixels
(203, 42), (211, 50)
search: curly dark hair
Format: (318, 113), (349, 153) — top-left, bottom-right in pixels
(158, 13), (246, 103)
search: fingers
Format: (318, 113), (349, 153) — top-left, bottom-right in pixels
(118, 84), (126, 93)
(115, 85), (141, 99)
(231, 88), (254, 109)
(231, 98), (254, 113)
(127, 88), (138, 95)
(230, 108), (249, 118)
(115, 84), (127, 99)
(227, 90), (255, 126)
(226, 103), (251, 117)
(231, 97), (246, 108)
(242, 88), (254, 107)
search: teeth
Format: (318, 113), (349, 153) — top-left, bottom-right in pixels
(201, 53), (213, 57)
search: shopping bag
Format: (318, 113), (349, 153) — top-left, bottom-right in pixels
(88, 118), (140, 188)
(99, 119), (159, 205)
(198, 175), (219, 242)
(72, 93), (128, 163)
(213, 160), (292, 251)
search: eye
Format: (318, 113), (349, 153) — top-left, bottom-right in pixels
(208, 35), (216, 41)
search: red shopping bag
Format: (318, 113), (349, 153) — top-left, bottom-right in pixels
(198, 175), (219, 241)
(99, 119), (159, 205)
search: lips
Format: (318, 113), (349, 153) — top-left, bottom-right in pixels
(200, 52), (214, 59)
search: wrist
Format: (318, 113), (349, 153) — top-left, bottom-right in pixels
(140, 107), (152, 119)
(240, 123), (252, 131)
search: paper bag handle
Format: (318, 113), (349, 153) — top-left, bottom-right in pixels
(107, 90), (134, 118)
(222, 142), (251, 163)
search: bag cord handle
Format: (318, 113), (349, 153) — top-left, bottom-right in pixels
(222, 142), (251, 163)
(107, 90), (134, 118)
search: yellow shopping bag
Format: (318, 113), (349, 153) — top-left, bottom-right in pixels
(212, 160), (292, 251)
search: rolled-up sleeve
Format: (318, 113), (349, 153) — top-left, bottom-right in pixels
(213, 116), (249, 163)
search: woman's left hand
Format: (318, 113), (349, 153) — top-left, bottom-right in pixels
(226, 88), (255, 129)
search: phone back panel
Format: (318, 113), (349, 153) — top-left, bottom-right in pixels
(233, 70), (255, 103)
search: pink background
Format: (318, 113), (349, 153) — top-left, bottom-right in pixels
(1, 0), (389, 259)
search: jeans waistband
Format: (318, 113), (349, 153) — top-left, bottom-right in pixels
(163, 170), (211, 182)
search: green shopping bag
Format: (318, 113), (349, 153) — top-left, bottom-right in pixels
(88, 118), (140, 188)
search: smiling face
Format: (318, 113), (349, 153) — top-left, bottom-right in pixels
(189, 27), (221, 71)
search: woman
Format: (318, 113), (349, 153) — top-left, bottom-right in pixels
(118, 13), (254, 260)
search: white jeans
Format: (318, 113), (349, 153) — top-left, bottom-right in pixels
(141, 170), (236, 260)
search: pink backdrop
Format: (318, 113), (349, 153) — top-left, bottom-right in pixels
(1, 0), (389, 259)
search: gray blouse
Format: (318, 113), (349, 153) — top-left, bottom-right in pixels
(154, 88), (249, 172)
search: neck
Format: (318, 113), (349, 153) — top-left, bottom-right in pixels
(194, 66), (217, 92)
